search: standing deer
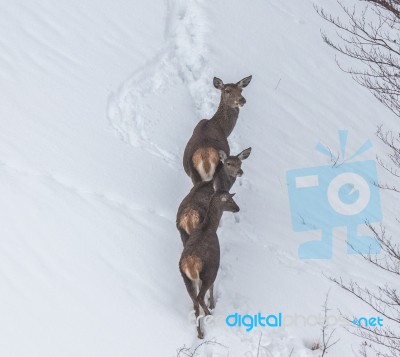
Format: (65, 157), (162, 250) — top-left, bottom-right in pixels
(179, 191), (239, 339)
(177, 147), (251, 245)
(183, 75), (252, 184)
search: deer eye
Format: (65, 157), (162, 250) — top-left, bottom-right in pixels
(225, 89), (231, 94)
(227, 163), (231, 166)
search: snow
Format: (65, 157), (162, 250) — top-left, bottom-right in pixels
(1, 0), (399, 356)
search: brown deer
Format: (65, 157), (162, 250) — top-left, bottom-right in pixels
(183, 75), (252, 184)
(179, 191), (239, 339)
(177, 147), (251, 245)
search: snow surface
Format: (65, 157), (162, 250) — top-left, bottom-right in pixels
(1, 0), (399, 356)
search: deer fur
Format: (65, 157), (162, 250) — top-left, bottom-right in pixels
(183, 75), (252, 184)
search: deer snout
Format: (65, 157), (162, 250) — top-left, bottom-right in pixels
(239, 97), (246, 107)
(237, 169), (243, 177)
(233, 204), (240, 213)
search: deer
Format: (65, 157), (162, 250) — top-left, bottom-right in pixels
(177, 147), (251, 245)
(179, 191), (239, 339)
(183, 75), (252, 184)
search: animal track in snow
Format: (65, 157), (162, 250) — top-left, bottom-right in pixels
(107, 0), (216, 167)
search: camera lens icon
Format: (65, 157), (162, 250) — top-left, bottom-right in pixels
(327, 173), (371, 216)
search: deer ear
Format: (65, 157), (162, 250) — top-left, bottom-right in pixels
(236, 75), (252, 88)
(238, 147), (252, 160)
(213, 77), (224, 90)
(218, 150), (227, 162)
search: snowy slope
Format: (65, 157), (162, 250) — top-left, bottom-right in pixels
(1, 0), (399, 356)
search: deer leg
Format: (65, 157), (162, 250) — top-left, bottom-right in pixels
(182, 276), (204, 339)
(183, 276), (200, 317)
(208, 284), (215, 310)
(198, 280), (212, 316)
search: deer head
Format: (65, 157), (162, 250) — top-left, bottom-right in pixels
(216, 192), (240, 213)
(213, 75), (252, 108)
(218, 147), (252, 177)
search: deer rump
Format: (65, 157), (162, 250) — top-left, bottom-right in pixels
(183, 119), (230, 183)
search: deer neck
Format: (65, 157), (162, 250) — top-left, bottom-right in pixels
(202, 200), (223, 233)
(211, 100), (239, 137)
(217, 170), (235, 192)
